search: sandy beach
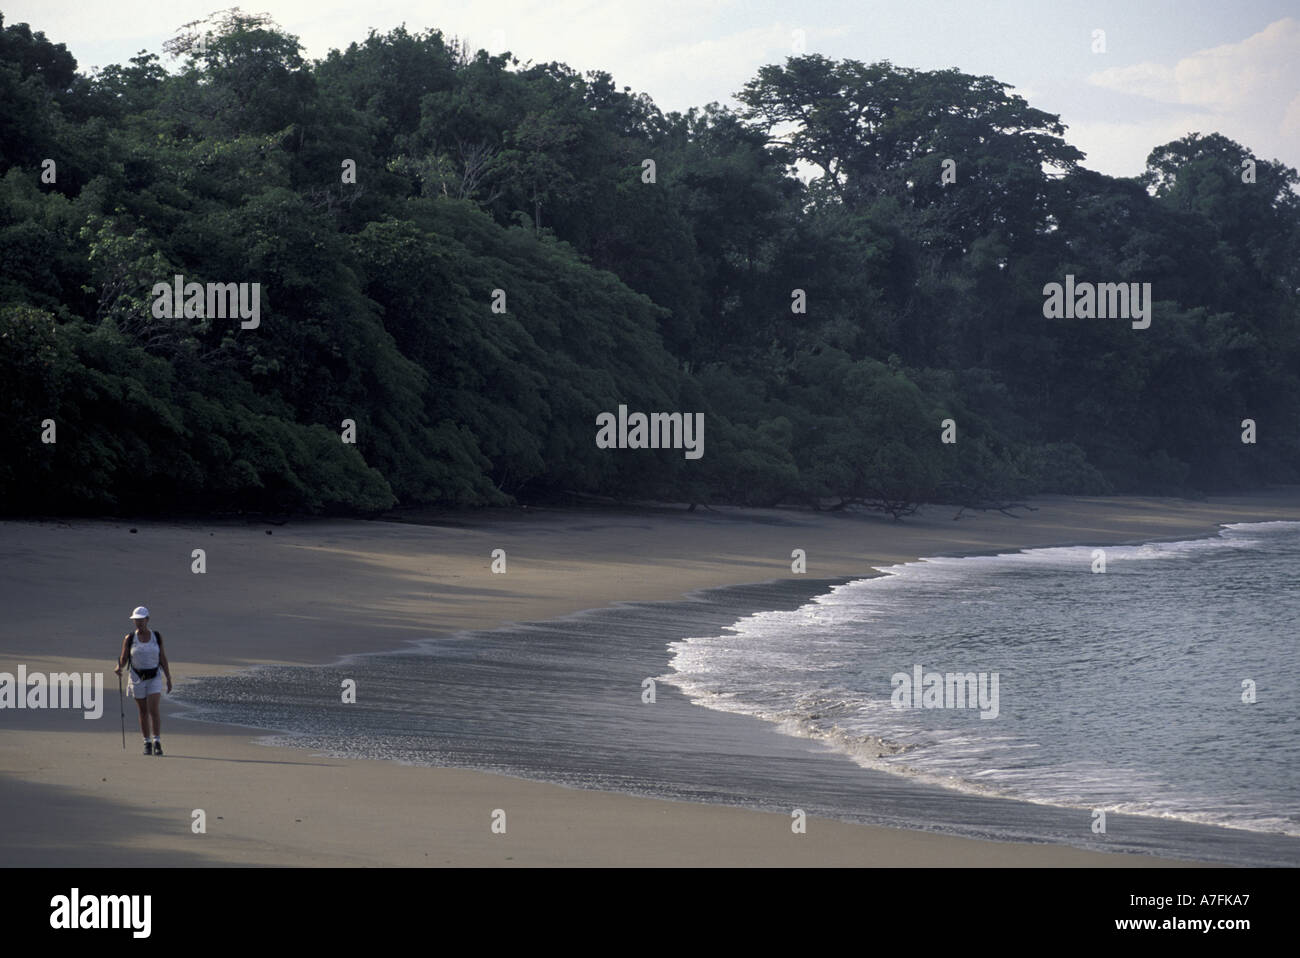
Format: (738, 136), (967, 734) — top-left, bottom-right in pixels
(4, 492), (1300, 867)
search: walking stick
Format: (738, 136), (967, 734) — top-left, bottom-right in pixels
(118, 670), (125, 748)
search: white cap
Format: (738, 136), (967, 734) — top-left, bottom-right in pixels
(130, 606), (150, 620)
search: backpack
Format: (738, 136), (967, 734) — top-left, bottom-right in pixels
(126, 630), (164, 681)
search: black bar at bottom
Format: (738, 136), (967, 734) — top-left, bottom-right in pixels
(13, 866), (1286, 944)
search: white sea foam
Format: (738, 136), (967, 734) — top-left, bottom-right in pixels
(663, 522), (1300, 836)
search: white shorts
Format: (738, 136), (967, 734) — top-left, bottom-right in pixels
(128, 675), (164, 699)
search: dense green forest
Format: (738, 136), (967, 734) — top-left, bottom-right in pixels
(3, 10), (1298, 516)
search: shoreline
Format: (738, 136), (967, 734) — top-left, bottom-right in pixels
(5, 493), (1300, 866)
(171, 547), (1300, 867)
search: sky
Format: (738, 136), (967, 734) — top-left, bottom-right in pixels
(6, 0), (1300, 178)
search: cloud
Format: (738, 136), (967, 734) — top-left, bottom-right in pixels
(1088, 18), (1300, 111)
(1080, 17), (1300, 172)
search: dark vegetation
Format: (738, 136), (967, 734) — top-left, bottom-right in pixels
(3, 10), (1297, 516)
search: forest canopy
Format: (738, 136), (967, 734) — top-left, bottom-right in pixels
(2, 10), (1297, 516)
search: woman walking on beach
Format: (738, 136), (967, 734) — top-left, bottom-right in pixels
(114, 606), (172, 756)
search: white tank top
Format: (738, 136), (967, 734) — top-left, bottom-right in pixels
(129, 631), (160, 672)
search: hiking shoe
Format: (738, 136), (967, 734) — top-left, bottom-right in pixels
(143, 741), (153, 756)
(152, 741), (163, 757)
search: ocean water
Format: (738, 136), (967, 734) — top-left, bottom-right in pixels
(171, 521), (1300, 864)
(665, 521), (1300, 837)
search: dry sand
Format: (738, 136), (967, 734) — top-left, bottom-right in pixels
(4, 493), (1299, 866)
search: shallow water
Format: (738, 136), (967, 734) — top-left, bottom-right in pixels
(667, 521), (1300, 838)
